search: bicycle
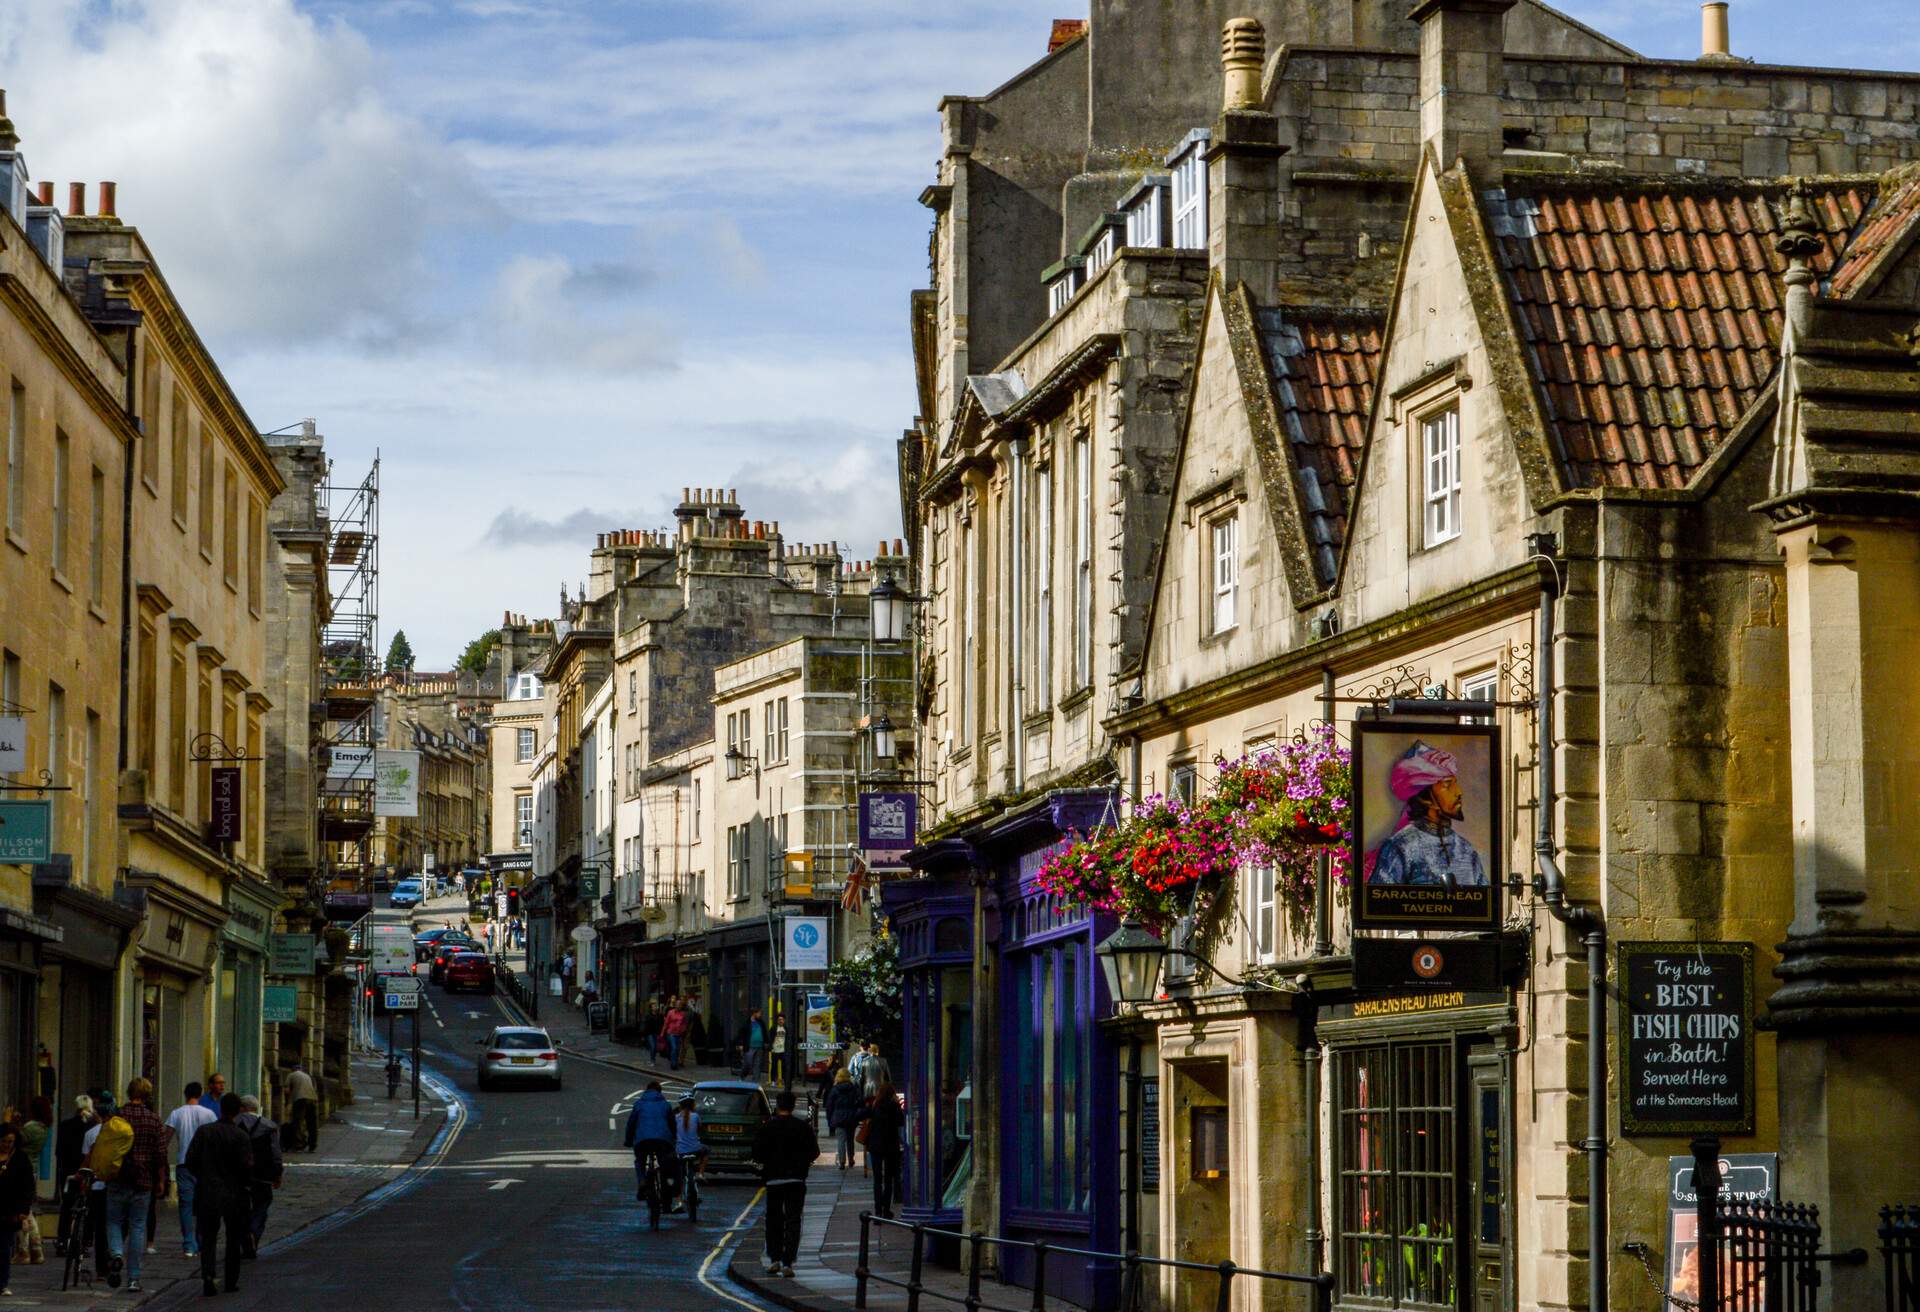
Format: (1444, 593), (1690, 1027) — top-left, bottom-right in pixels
(678, 1153), (703, 1224)
(638, 1150), (665, 1231)
(60, 1170), (95, 1292)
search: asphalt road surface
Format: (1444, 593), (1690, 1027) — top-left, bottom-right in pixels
(151, 912), (775, 1311)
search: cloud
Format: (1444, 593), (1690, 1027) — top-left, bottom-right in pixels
(0, 0), (487, 350)
(489, 252), (679, 374)
(478, 504), (671, 549)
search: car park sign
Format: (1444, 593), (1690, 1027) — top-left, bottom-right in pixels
(384, 975), (422, 1010)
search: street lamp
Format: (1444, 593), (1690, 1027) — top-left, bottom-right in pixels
(869, 574), (913, 644)
(1095, 920), (1169, 1008)
(869, 712), (897, 763)
(725, 744), (758, 783)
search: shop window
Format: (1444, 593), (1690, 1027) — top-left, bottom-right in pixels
(1007, 939), (1091, 1215)
(1190, 1106), (1228, 1179)
(1334, 1040), (1458, 1309)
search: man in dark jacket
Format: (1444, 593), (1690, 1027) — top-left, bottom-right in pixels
(749, 1090), (819, 1278)
(235, 1096), (283, 1255)
(183, 1093), (253, 1296)
(621, 1083), (679, 1206)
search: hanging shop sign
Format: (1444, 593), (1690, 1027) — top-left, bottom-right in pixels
(0, 716), (26, 772)
(0, 799), (53, 864)
(783, 850), (815, 899)
(262, 986), (299, 1024)
(1350, 719), (1501, 930)
(858, 791), (918, 868)
(783, 916), (830, 972)
(1352, 935), (1518, 993)
(1664, 1152), (1777, 1304)
(268, 934), (316, 976)
(1619, 941), (1755, 1136)
(804, 992), (835, 1056)
(208, 767), (243, 843)
(373, 749), (420, 817)
(325, 744), (374, 782)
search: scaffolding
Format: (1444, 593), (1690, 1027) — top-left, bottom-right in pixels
(319, 455), (379, 917)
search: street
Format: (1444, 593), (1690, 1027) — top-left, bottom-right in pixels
(146, 906), (777, 1312)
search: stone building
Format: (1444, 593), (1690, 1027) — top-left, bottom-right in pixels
(369, 672), (490, 878)
(894, 4), (1920, 1310)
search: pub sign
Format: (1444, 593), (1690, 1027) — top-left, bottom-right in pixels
(209, 767), (243, 842)
(1619, 940), (1755, 1136)
(1351, 719), (1501, 930)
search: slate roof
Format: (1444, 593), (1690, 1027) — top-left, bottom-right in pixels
(1256, 306), (1384, 584)
(1487, 179), (1870, 490)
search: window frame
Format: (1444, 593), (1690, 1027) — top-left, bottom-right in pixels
(1171, 138), (1209, 250)
(516, 727), (536, 763)
(1207, 511), (1239, 637)
(51, 429), (70, 579)
(1034, 458), (1053, 708)
(1073, 435), (1093, 689)
(515, 792), (533, 847)
(1420, 405), (1463, 549)
(6, 379), (26, 542)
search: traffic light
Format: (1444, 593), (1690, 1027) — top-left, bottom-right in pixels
(507, 887), (521, 915)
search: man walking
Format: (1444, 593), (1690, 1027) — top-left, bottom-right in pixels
(662, 999), (691, 1071)
(283, 1062), (320, 1153)
(184, 1093), (253, 1296)
(164, 1083), (216, 1259)
(235, 1097), (283, 1254)
(197, 1075), (226, 1114)
(735, 1007), (768, 1083)
(101, 1077), (168, 1292)
(749, 1090), (819, 1278)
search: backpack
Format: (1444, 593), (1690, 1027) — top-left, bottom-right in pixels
(90, 1116), (134, 1183)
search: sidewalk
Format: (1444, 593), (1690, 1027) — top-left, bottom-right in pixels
(4, 1053), (451, 1307)
(727, 1156), (1089, 1312)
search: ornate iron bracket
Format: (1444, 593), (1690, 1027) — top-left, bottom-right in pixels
(189, 732), (262, 763)
(0, 768), (69, 793)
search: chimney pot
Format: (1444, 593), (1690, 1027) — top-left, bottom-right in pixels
(1701, 2), (1730, 58)
(99, 181), (115, 217)
(35, 181), (50, 206)
(68, 182), (84, 216)
(1221, 18), (1267, 111)
(895, 538), (904, 556)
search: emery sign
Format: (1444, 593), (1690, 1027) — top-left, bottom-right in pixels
(1619, 940), (1755, 1136)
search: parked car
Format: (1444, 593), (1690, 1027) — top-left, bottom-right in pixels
(429, 935), (484, 984)
(389, 877), (424, 909)
(688, 1081), (771, 1174)
(414, 926), (463, 962)
(443, 951), (495, 994)
(477, 1026), (559, 1091)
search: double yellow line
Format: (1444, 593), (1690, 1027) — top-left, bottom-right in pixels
(697, 1187), (770, 1310)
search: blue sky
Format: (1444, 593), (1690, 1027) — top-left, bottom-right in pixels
(2, 0), (1915, 663)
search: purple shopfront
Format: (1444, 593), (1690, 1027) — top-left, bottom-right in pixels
(885, 789), (1122, 1309)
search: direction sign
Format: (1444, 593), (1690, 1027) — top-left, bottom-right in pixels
(384, 988), (421, 1010)
(383, 975), (422, 996)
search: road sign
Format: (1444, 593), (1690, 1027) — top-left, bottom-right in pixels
(384, 975), (422, 996)
(384, 988), (421, 1010)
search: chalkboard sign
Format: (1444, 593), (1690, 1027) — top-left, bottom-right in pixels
(587, 1001), (611, 1034)
(1619, 941), (1754, 1136)
(1139, 1076), (1160, 1193)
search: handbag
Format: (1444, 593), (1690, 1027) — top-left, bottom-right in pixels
(854, 1121), (870, 1146)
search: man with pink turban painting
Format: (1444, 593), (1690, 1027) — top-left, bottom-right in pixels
(1366, 740), (1487, 888)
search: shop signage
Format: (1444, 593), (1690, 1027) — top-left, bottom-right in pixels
(268, 934), (316, 975)
(587, 1001), (611, 1033)
(1349, 990), (1470, 1019)
(0, 799), (53, 863)
(804, 993), (835, 1055)
(0, 716), (25, 772)
(1619, 941), (1754, 1136)
(1353, 935), (1510, 992)
(1139, 1076), (1160, 1193)
(1351, 719), (1501, 931)
(783, 916), (830, 972)
(577, 867), (599, 898)
(208, 767), (243, 842)
(859, 791), (917, 867)
(1664, 1152), (1777, 1303)
(373, 749), (419, 817)
(262, 985), (299, 1024)
(487, 851), (534, 873)
(325, 744), (373, 781)
(495, 893), (508, 919)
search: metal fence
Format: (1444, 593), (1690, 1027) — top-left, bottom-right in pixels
(1690, 1140), (1869, 1312)
(1884, 1206), (1920, 1312)
(853, 1212), (1334, 1312)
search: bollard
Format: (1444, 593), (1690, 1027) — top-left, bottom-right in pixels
(1031, 1240), (1049, 1311)
(907, 1223), (926, 1312)
(856, 1211), (872, 1310)
(965, 1232), (985, 1312)
(1313, 1271), (1335, 1312)
(1213, 1259), (1238, 1312)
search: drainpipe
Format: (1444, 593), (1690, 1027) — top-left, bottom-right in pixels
(1528, 535), (1607, 1312)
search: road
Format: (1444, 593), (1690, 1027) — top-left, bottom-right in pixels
(153, 906), (778, 1312)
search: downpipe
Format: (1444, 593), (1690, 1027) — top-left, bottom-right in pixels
(1527, 539), (1608, 1312)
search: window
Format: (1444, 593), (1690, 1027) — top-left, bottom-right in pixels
(691, 778), (701, 839)
(1246, 862), (1278, 963)
(88, 466), (106, 605)
(1007, 939), (1092, 1213)
(170, 387), (189, 525)
(1073, 436), (1093, 688)
(246, 499), (263, 613)
(727, 824), (747, 900)
(1171, 135), (1210, 249)
(1171, 764), (1198, 805)
(1035, 461), (1053, 706)
(726, 708), (752, 767)
(1085, 229), (1116, 278)
(6, 380), (24, 539)
(140, 361), (160, 486)
(222, 464), (239, 588)
(83, 709), (99, 876)
(1460, 670), (1498, 724)
(168, 637), (188, 812)
(1125, 183), (1166, 249)
(1334, 1041), (1458, 1308)
(767, 697), (788, 763)
(516, 727), (535, 763)
(957, 513), (973, 741)
(197, 427), (215, 555)
(764, 813), (788, 889)
(515, 793), (533, 847)
(0, 651), (17, 782)
(1209, 512), (1239, 635)
(764, 699), (777, 764)
(49, 429), (72, 576)
(1048, 274), (1075, 316)
(627, 671), (637, 713)
(1421, 407), (1462, 547)
(45, 683), (64, 835)
(136, 620), (156, 774)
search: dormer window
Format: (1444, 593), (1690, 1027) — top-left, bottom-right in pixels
(1085, 227), (1117, 278)
(1123, 177), (1170, 249)
(1167, 129), (1211, 250)
(1421, 406), (1462, 547)
(1043, 257), (1084, 317)
(1209, 511), (1239, 635)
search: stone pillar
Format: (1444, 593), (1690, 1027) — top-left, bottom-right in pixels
(1205, 19), (1285, 305)
(1411, 0), (1514, 182)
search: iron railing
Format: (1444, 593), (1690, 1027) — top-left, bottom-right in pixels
(853, 1212), (1334, 1312)
(1691, 1140), (1868, 1312)
(1884, 1206), (1920, 1312)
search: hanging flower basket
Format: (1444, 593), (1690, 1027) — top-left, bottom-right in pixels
(1218, 726), (1354, 909)
(1036, 794), (1235, 938)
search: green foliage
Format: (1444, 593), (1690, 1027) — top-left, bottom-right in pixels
(828, 933), (903, 1052)
(455, 629), (501, 678)
(385, 630), (415, 673)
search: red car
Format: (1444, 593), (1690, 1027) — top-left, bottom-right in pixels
(442, 951), (495, 994)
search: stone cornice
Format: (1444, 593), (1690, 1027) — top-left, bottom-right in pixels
(0, 273), (137, 448)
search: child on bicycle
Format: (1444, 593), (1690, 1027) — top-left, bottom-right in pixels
(673, 1096), (706, 1180)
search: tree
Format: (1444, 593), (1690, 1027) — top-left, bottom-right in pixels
(385, 630), (415, 673)
(828, 934), (903, 1053)
(455, 628), (501, 678)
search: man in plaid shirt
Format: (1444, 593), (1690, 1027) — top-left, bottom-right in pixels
(102, 1077), (172, 1292)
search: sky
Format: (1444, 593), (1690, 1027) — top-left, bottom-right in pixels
(2, 0), (1914, 666)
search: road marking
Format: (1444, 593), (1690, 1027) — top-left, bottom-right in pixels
(696, 1186), (769, 1311)
(424, 991), (444, 1030)
(486, 1178), (521, 1191)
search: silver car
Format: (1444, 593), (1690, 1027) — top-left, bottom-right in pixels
(477, 1026), (560, 1090)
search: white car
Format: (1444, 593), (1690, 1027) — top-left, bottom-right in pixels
(477, 1026), (560, 1091)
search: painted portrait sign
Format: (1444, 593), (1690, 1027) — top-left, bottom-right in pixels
(1351, 719), (1501, 930)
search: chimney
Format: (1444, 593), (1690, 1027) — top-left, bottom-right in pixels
(98, 181), (115, 218)
(1047, 19), (1086, 53)
(36, 181), (50, 206)
(1205, 18), (1286, 304)
(0, 89), (16, 152)
(1700, 2), (1731, 58)
(1411, 0), (1515, 183)
(68, 182), (84, 216)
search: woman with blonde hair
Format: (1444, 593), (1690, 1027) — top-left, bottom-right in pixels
(823, 1069), (863, 1171)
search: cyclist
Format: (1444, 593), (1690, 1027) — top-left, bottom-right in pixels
(621, 1082), (678, 1213)
(671, 1096), (705, 1210)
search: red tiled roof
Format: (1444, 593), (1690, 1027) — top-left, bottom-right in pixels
(1257, 306), (1384, 583)
(1489, 181), (1870, 490)
(1829, 166), (1920, 300)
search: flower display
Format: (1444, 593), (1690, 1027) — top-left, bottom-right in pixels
(1220, 727), (1354, 907)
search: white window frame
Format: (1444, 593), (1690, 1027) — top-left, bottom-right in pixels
(776, 697), (789, 762)
(764, 699), (777, 764)
(1073, 436), (1093, 689)
(1246, 862), (1278, 964)
(1171, 140), (1209, 250)
(1460, 669), (1499, 724)
(1421, 406), (1462, 548)
(1048, 276), (1073, 316)
(516, 727), (535, 763)
(1125, 184), (1166, 249)
(1209, 512), (1239, 636)
(1171, 763), (1198, 805)
(515, 793), (533, 848)
(1086, 229), (1116, 278)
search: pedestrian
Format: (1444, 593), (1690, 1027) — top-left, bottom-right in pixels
(0, 1122), (35, 1297)
(561, 949), (576, 1001)
(78, 1091), (114, 1273)
(235, 1096), (283, 1254)
(621, 1082), (679, 1209)
(197, 1074), (226, 1114)
(640, 1000), (664, 1066)
(581, 973), (599, 1008)
(12, 1097), (51, 1267)
(100, 1076), (169, 1292)
(824, 1070), (862, 1171)
(735, 1007), (768, 1083)
(184, 1092), (254, 1297)
(860, 1081), (906, 1220)
(749, 1089), (819, 1279)
(54, 1093), (94, 1255)
(164, 1082), (216, 1258)
(663, 999), (691, 1071)
(769, 1014), (788, 1087)
(284, 1061), (320, 1153)
(859, 1043), (892, 1099)
(685, 999), (708, 1062)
